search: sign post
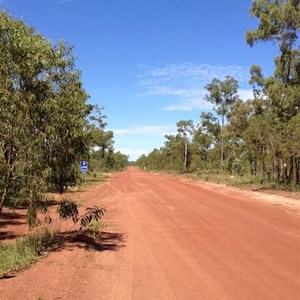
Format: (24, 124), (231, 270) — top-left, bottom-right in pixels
(80, 161), (88, 185)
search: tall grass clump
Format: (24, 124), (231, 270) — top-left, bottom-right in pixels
(0, 228), (58, 275)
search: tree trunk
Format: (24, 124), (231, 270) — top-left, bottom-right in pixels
(220, 137), (224, 173)
(297, 158), (300, 185)
(183, 142), (188, 173)
(0, 184), (10, 215)
(283, 161), (287, 184)
(250, 156), (256, 176)
(291, 157), (297, 187)
(220, 116), (224, 173)
(261, 146), (265, 178)
(278, 158), (281, 183)
(261, 160), (265, 178)
(273, 156), (279, 186)
(1, 144), (14, 215)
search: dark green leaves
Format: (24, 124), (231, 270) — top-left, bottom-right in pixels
(0, 12), (89, 219)
(57, 198), (106, 231)
(79, 207), (106, 230)
(57, 198), (79, 223)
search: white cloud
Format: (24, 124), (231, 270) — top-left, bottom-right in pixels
(138, 63), (250, 83)
(161, 105), (193, 111)
(137, 63), (252, 111)
(160, 96), (213, 111)
(115, 148), (149, 161)
(239, 89), (254, 101)
(111, 125), (176, 136)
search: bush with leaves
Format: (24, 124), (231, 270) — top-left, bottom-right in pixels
(57, 198), (106, 234)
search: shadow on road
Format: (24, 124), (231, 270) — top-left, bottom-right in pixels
(0, 212), (27, 241)
(0, 231), (20, 241)
(55, 230), (126, 252)
(0, 212), (27, 226)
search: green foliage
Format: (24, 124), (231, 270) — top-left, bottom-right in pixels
(0, 12), (90, 215)
(57, 198), (79, 223)
(205, 76), (239, 172)
(0, 228), (58, 275)
(57, 198), (106, 232)
(79, 207), (106, 231)
(86, 221), (107, 237)
(27, 198), (52, 229)
(246, 0), (300, 186)
(205, 76), (239, 124)
(0, 12), (124, 226)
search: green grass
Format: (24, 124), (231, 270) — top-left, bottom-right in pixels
(184, 172), (300, 191)
(75, 200), (83, 208)
(186, 172), (265, 186)
(87, 221), (107, 237)
(0, 228), (58, 276)
(79, 172), (109, 190)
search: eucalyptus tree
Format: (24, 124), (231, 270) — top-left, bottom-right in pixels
(246, 0), (300, 185)
(226, 100), (253, 175)
(84, 105), (116, 172)
(106, 151), (129, 171)
(192, 126), (213, 170)
(199, 112), (221, 143)
(0, 11), (54, 213)
(204, 76), (239, 172)
(195, 112), (221, 171)
(164, 134), (184, 172)
(43, 42), (90, 193)
(136, 154), (148, 170)
(146, 148), (164, 170)
(176, 120), (194, 173)
(164, 135), (178, 171)
(0, 12), (90, 215)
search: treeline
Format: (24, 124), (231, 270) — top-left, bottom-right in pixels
(85, 105), (129, 173)
(137, 0), (300, 188)
(0, 12), (128, 215)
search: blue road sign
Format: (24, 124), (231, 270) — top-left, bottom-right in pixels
(80, 161), (88, 173)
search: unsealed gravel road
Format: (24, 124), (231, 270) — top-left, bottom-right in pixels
(1, 167), (300, 299)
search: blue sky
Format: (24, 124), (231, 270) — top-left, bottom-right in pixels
(1, 0), (278, 160)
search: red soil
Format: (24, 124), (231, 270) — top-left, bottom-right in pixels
(0, 167), (299, 299)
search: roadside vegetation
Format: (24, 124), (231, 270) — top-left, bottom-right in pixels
(0, 11), (128, 223)
(0, 10), (129, 273)
(137, 0), (300, 190)
(0, 229), (58, 276)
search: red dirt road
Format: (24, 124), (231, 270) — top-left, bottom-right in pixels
(1, 167), (300, 299)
